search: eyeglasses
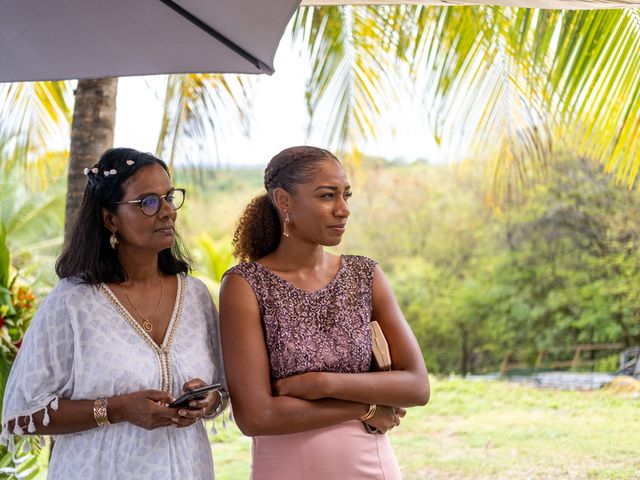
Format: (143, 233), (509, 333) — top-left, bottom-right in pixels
(112, 188), (186, 216)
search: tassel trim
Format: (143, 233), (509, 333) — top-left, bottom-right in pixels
(0, 395), (59, 451)
(205, 410), (234, 436)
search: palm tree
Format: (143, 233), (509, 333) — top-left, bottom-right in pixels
(64, 78), (118, 244)
(293, 5), (640, 199)
(1, 74), (249, 244)
(4, 5), (640, 219)
(155, 73), (251, 170)
(291, 5), (413, 167)
(0, 81), (72, 180)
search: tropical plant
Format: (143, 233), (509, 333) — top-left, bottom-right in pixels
(0, 81), (71, 189)
(0, 154), (66, 290)
(64, 78), (118, 244)
(156, 74), (251, 170)
(6, 5), (640, 223)
(340, 153), (640, 374)
(0, 223), (43, 480)
(292, 5), (413, 166)
(190, 233), (235, 302)
(294, 5), (640, 198)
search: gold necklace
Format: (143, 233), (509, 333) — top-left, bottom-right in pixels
(120, 274), (164, 333)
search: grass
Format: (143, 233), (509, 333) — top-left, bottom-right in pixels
(210, 377), (640, 479)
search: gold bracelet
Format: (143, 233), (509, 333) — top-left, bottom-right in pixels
(359, 404), (377, 422)
(93, 398), (111, 427)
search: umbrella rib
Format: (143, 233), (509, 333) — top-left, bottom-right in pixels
(156, 0), (272, 73)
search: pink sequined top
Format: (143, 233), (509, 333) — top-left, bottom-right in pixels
(225, 255), (377, 380)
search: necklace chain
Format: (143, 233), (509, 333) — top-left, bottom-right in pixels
(120, 274), (164, 333)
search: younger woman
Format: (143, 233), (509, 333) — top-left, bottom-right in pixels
(220, 146), (429, 479)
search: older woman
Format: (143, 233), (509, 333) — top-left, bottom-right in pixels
(1, 148), (225, 479)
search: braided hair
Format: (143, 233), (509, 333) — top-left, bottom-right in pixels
(232, 146), (340, 262)
(56, 147), (191, 283)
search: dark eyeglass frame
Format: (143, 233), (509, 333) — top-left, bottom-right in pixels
(111, 188), (186, 217)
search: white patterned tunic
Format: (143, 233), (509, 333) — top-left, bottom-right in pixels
(1, 274), (223, 479)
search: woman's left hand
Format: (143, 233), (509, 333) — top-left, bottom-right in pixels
(272, 373), (326, 400)
(173, 378), (221, 427)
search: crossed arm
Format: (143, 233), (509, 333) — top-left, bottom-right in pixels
(219, 266), (429, 437)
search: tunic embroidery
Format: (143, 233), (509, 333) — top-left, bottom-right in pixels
(100, 273), (186, 392)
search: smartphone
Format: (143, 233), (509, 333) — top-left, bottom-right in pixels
(169, 383), (222, 408)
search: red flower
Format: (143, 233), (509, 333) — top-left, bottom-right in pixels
(0, 316), (4, 328)
(14, 339), (22, 349)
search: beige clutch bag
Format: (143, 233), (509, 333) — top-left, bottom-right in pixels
(370, 321), (392, 371)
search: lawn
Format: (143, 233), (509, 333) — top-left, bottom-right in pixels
(210, 377), (640, 479)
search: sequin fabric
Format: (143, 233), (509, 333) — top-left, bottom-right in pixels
(226, 255), (377, 380)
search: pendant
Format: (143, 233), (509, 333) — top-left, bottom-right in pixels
(143, 320), (153, 332)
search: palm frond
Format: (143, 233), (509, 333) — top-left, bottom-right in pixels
(190, 234), (234, 303)
(408, 6), (638, 199)
(292, 5), (412, 162)
(411, 6), (552, 199)
(0, 166), (65, 275)
(156, 74), (251, 170)
(0, 81), (72, 168)
(547, 9), (640, 187)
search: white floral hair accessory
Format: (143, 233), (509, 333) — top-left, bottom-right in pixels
(83, 160), (135, 177)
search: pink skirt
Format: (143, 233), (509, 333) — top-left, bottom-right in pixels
(251, 420), (402, 480)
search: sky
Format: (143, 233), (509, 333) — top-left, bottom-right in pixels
(113, 33), (433, 168)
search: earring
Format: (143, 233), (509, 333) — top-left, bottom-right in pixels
(109, 232), (119, 250)
(282, 211), (290, 238)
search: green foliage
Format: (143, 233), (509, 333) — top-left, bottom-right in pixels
(0, 149), (63, 479)
(341, 153), (640, 374)
(156, 74), (251, 169)
(191, 234), (234, 303)
(0, 436), (46, 480)
(0, 223), (42, 478)
(294, 6), (640, 196)
(0, 83), (72, 217)
(0, 225), (11, 313)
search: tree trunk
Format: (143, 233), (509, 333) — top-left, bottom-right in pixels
(460, 327), (469, 375)
(63, 78), (118, 245)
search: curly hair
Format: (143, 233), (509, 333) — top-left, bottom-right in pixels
(232, 146), (340, 262)
(56, 147), (191, 283)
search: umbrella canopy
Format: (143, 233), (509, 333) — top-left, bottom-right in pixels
(0, 0), (301, 82)
(304, 0), (640, 8)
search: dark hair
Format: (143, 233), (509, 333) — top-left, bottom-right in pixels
(232, 146), (340, 262)
(56, 147), (191, 283)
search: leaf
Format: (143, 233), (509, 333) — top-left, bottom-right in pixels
(156, 74), (251, 172)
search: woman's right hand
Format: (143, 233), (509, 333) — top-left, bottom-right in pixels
(109, 390), (180, 430)
(364, 406), (406, 434)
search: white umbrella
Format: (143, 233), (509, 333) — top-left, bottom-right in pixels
(0, 0), (301, 82)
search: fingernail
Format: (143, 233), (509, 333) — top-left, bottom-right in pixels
(179, 410), (187, 417)
(189, 401), (196, 407)
(171, 417), (179, 423)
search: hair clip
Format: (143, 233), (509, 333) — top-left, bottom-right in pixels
(126, 160), (135, 166)
(84, 167), (100, 176)
(103, 169), (117, 177)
